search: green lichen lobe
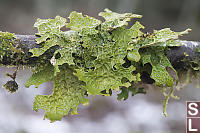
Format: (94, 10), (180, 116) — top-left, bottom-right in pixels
(26, 64), (88, 122)
(0, 31), (16, 58)
(0, 9), (189, 122)
(0, 31), (33, 66)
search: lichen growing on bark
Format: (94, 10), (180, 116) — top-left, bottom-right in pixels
(0, 9), (198, 122)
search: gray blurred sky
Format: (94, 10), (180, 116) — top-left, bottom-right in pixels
(0, 0), (200, 40)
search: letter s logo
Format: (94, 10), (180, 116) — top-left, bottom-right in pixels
(188, 103), (198, 116)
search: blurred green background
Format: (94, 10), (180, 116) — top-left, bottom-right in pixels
(0, 0), (200, 133)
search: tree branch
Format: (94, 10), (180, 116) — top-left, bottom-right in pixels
(167, 40), (200, 69)
(15, 35), (38, 49)
(0, 35), (199, 85)
(13, 35), (200, 67)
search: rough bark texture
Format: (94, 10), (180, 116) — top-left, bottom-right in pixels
(0, 35), (199, 85)
(167, 40), (200, 70)
(15, 35), (38, 49)
(13, 35), (200, 67)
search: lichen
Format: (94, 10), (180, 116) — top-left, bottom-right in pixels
(0, 9), (196, 122)
(0, 32), (16, 61)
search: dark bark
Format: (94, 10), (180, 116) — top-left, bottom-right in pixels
(1, 35), (199, 84)
(5, 35), (200, 69)
(167, 40), (200, 70)
(15, 35), (38, 49)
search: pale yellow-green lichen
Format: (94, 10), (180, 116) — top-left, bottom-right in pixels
(0, 9), (193, 122)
